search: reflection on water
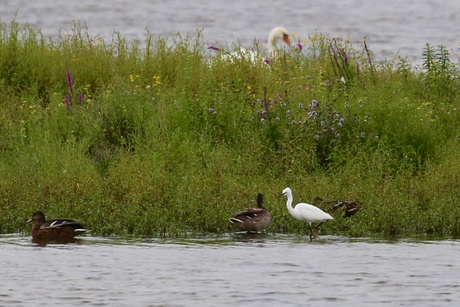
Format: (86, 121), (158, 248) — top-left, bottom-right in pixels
(2, 233), (460, 306)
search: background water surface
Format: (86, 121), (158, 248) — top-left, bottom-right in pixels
(1, 0), (459, 61)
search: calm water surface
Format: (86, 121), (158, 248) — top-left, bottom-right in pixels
(1, 0), (459, 61)
(1, 233), (460, 306)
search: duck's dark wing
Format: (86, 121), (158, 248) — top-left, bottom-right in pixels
(233, 208), (267, 220)
(43, 219), (86, 230)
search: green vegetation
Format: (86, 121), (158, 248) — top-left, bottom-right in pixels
(1, 20), (460, 238)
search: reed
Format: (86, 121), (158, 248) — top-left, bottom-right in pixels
(1, 20), (460, 238)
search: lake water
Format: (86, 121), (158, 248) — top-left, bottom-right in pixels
(1, 0), (459, 62)
(2, 233), (460, 306)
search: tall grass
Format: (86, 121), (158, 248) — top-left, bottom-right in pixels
(1, 20), (460, 238)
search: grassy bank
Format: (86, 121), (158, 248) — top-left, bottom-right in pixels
(1, 20), (460, 238)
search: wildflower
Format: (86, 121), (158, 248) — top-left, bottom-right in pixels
(308, 111), (318, 119)
(260, 118), (265, 123)
(153, 75), (161, 86)
(66, 69), (74, 95)
(298, 103), (304, 109)
(308, 100), (318, 109)
(264, 58), (271, 64)
(361, 132), (366, 137)
(78, 93), (83, 104)
(296, 42), (303, 51)
(208, 107), (216, 115)
(340, 48), (348, 65)
(286, 110), (291, 117)
(276, 117), (280, 122)
(64, 94), (71, 113)
(208, 45), (221, 51)
(358, 99), (364, 107)
(338, 118), (345, 127)
(315, 134), (320, 140)
(320, 120), (325, 126)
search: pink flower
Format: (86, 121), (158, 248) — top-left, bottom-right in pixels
(208, 45), (221, 51)
(66, 69), (74, 95)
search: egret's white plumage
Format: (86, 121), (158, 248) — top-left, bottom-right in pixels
(281, 187), (333, 240)
(218, 26), (291, 63)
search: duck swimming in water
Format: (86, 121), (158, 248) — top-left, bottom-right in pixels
(27, 211), (88, 244)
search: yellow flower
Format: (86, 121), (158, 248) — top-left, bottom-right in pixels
(153, 75), (161, 85)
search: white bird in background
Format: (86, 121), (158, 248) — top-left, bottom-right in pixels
(209, 26), (292, 63)
(280, 187), (334, 241)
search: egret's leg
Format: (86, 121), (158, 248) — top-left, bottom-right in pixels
(312, 222), (324, 239)
(309, 224), (314, 241)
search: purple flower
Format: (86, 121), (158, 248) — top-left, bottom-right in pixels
(308, 111), (318, 119)
(66, 69), (74, 95)
(64, 94), (71, 112)
(340, 48), (348, 65)
(208, 45), (221, 51)
(297, 43), (303, 51)
(308, 100), (318, 109)
(264, 58), (271, 64)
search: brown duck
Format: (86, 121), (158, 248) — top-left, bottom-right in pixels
(27, 211), (88, 243)
(314, 197), (364, 217)
(229, 193), (272, 233)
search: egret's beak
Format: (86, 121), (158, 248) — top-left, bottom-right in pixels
(278, 192), (286, 198)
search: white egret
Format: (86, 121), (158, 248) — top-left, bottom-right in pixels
(281, 187), (333, 240)
(229, 193), (272, 233)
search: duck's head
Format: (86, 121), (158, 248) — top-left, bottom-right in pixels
(27, 211), (46, 224)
